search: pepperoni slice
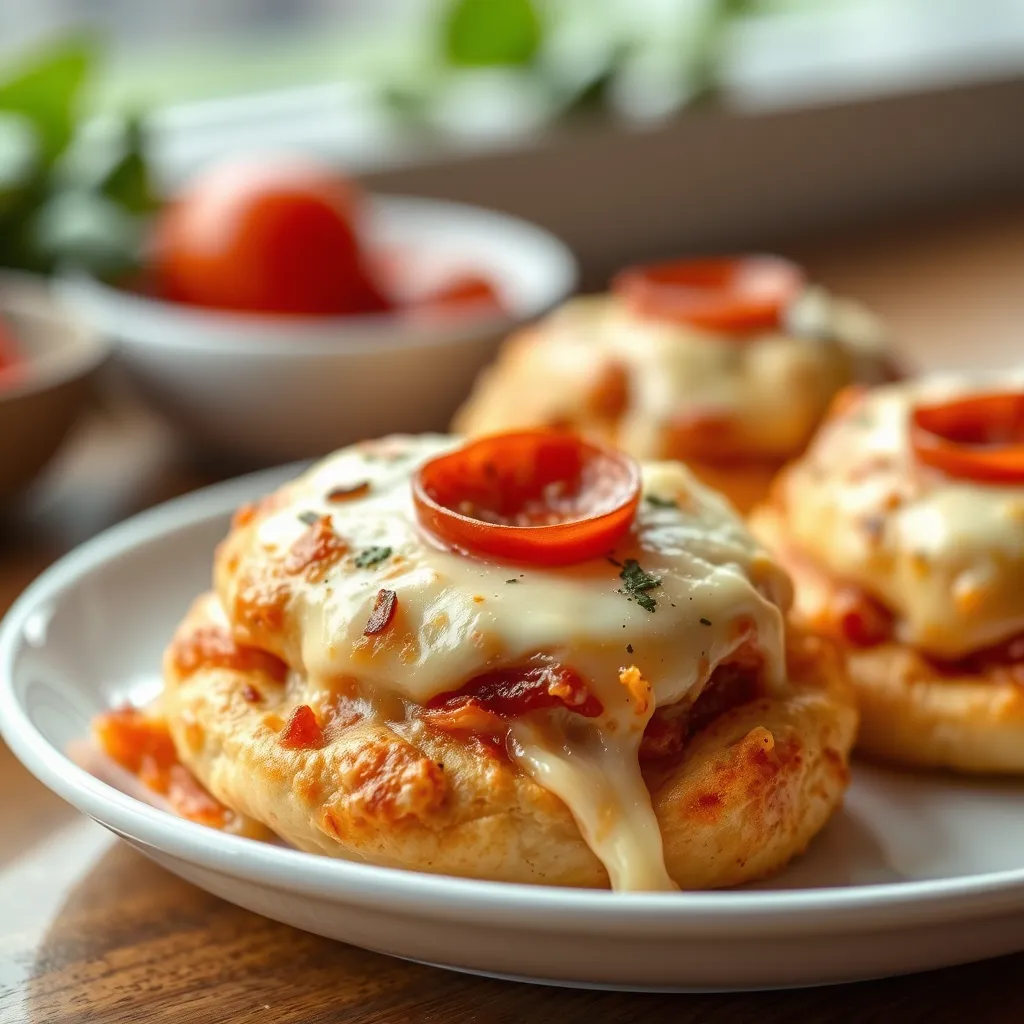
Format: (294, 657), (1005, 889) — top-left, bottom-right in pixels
(413, 430), (640, 566)
(911, 391), (1024, 484)
(613, 255), (805, 333)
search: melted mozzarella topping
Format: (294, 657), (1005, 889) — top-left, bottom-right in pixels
(459, 288), (888, 460)
(233, 435), (791, 891)
(779, 373), (1024, 659)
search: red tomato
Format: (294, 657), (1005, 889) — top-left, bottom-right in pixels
(911, 391), (1024, 484)
(153, 157), (393, 316)
(413, 430), (641, 566)
(613, 255), (805, 333)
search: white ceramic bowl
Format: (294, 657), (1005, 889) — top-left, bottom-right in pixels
(58, 196), (577, 466)
(0, 274), (109, 502)
(4, 465), (1024, 990)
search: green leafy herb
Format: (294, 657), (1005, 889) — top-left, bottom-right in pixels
(31, 189), (142, 278)
(0, 114), (40, 217)
(0, 36), (96, 164)
(95, 115), (159, 215)
(443, 0), (543, 68)
(354, 546), (392, 569)
(619, 558), (661, 613)
(0, 36), (161, 278)
(645, 494), (677, 509)
(297, 510), (321, 527)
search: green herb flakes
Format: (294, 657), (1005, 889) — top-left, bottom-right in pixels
(619, 558), (661, 613)
(354, 546), (392, 569)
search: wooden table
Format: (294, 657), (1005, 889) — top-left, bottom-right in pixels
(4, 202), (1024, 1023)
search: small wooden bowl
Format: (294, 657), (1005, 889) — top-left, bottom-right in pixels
(0, 274), (109, 503)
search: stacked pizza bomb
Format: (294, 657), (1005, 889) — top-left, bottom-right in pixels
(96, 426), (856, 890)
(455, 256), (896, 512)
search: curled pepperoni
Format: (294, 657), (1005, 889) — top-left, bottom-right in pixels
(413, 430), (640, 566)
(911, 391), (1024, 484)
(613, 256), (805, 333)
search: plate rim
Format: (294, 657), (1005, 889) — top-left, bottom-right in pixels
(5, 461), (1024, 938)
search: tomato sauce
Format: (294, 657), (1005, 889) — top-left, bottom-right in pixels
(279, 704), (325, 750)
(93, 707), (230, 828)
(423, 659), (603, 737)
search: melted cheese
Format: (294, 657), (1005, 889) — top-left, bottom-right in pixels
(230, 435), (791, 890)
(459, 287), (888, 460)
(779, 373), (1024, 659)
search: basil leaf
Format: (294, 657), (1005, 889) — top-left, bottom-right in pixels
(0, 36), (97, 165)
(96, 116), (159, 215)
(444, 0), (543, 68)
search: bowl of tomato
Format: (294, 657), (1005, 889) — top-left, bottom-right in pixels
(0, 274), (109, 502)
(59, 156), (577, 466)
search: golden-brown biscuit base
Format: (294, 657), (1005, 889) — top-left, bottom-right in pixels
(837, 644), (1024, 773)
(163, 595), (856, 889)
(752, 505), (1024, 774)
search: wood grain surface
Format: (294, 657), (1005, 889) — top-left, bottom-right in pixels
(4, 203), (1024, 1023)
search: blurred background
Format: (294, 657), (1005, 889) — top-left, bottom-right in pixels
(2, 0), (1024, 282)
(2, 0), (1024, 538)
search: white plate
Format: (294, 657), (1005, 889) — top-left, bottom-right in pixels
(4, 468), (1024, 991)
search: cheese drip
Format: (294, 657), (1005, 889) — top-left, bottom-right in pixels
(227, 435), (791, 890)
(511, 718), (672, 891)
(780, 373), (1024, 658)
